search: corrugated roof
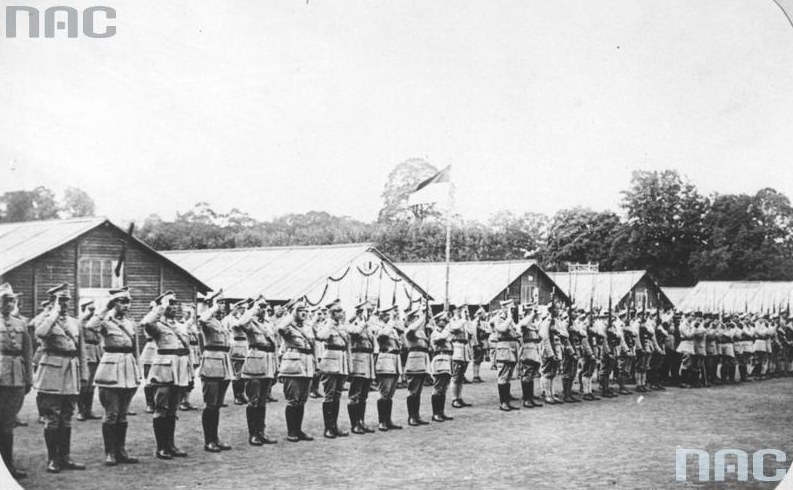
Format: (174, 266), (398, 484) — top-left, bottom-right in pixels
(163, 244), (430, 303)
(678, 281), (793, 313)
(395, 260), (562, 306)
(661, 287), (694, 307)
(0, 217), (106, 276)
(547, 270), (664, 309)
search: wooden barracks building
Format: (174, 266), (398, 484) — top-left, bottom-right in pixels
(0, 217), (210, 320)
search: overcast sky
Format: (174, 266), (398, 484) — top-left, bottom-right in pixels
(2, 0), (793, 224)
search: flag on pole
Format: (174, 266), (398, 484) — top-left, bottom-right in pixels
(408, 165), (452, 208)
(773, 0), (793, 27)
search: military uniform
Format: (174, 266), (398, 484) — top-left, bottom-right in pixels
(180, 310), (200, 410)
(87, 287), (140, 466)
(704, 321), (719, 386)
(579, 314), (600, 400)
(34, 283), (89, 473)
(448, 311), (472, 408)
(719, 322), (736, 384)
(238, 303), (278, 445)
(197, 302), (234, 452)
(539, 314), (562, 404)
(346, 307), (377, 434)
(141, 292), (191, 459)
(77, 302), (102, 421)
(0, 284), (32, 479)
(225, 303), (248, 405)
(403, 310), (430, 425)
(559, 314), (581, 403)
(315, 302), (350, 438)
(374, 307), (403, 431)
(518, 311), (543, 407)
(138, 332), (157, 413)
(429, 313), (454, 422)
(676, 315), (696, 387)
(494, 302), (520, 411)
(276, 302), (316, 442)
(470, 310), (487, 382)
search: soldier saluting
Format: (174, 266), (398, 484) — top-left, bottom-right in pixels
(276, 301), (316, 442)
(316, 299), (350, 438)
(34, 283), (89, 473)
(373, 305), (403, 432)
(346, 300), (377, 434)
(140, 290), (191, 460)
(403, 308), (431, 426)
(0, 283), (32, 479)
(86, 286), (140, 466)
(494, 300), (520, 411)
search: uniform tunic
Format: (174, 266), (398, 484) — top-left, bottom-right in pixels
(376, 318), (402, 400)
(198, 311), (234, 410)
(277, 315), (316, 406)
(141, 308), (192, 418)
(430, 326), (453, 395)
(238, 309), (278, 408)
(518, 314), (541, 382)
(316, 318), (350, 404)
(0, 313), (32, 433)
(494, 314), (519, 384)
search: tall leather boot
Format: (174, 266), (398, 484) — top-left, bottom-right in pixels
(44, 427), (61, 473)
(505, 383), (519, 409)
(258, 406), (277, 444)
(59, 426), (85, 470)
(296, 405), (313, 441)
(233, 380), (247, 405)
(431, 395), (444, 422)
(528, 380), (543, 406)
(247, 407), (264, 445)
(214, 410), (231, 451)
(102, 423), (117, 466)
(359, 402), (375, 433)
(440, 395), (453, 420)
(153, 418), (171, 459)
(407, 396), (419, 426)
(166, 416), (187, 457)
(349, 403), (365, 434)
(285, 406), (298, 442)
(144, 386), (155, 413)
(385, 400), (402, 430)
(76, 392), (87, 421)
(115, 422), (138, 463)
(0, 431), (26, 479)
(323, 402), (336, 438)
(377, 399), (389, 432)
(521, 381), (534, 408)
(498, 384), (511, 411)
(202, 410), (217, 450)
(332, 400), (348, 437)
(414, 394), (429, 424)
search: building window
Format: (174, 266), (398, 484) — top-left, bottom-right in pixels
(79, 259), (123, 289)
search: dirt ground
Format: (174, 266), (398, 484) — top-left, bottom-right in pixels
(7, 367), (793, 489)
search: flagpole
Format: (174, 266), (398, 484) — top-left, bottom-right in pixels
(444, 166), (453, 312)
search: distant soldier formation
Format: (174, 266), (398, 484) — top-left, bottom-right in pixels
(1, 281), (793, 480)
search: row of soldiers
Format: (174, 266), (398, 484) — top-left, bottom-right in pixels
(2, 281), (792, 480)
(486, 299), (793, 411)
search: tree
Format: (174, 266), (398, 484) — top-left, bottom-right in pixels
(616, 170), (708, 286)
(378, 158), (440, 223)
(61, 187), (96, 218)
(0, 186), (60, 222)
(542, 207), (623, 271)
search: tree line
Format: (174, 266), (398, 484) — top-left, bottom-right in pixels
(4, 160), (793, 286)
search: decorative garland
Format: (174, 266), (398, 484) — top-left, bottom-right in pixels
(328, 266), (351, 283)
(303, 281), (329, 306)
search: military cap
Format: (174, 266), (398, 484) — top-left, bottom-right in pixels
(405, 308), (421, 319)
(378, 304), (397, 315)
(232, 298), (248, 309)
(47, 283), (71, 299)
(292, 300), (307, 311)
(108, 286), (132, 302)
(153, 290), (176, 305)
(326, 299), (343, 312)
(354, 300), (372, 311)
(499, 299), (514, 309)
(432, 311), (448, 322)
(474, 306), (487, 317)
(0, 283), (21, 299)
(80, 298), (95, 310)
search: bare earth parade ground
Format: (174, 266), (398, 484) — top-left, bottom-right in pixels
(8, 369), (792, 489)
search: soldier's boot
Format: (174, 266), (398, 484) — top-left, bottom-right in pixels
(377, 399), (389, 432)
(0, 431), (26, 479)
(102, 422), (117, 466)
(202, 409), (221, 452)
(115, 422), (138, 464)
(332, 400), (348, 437)
(295, 405), (313, 441)
(144, 386), (155, 413)
(359, 403), (376, 433)
(44, 427), (61, 473)
(323, 402), (337, 438)
(588, 378), (601, 401)
(440, 395), (454, 420)
(257, 407), (276, 444)
(562, 378), (575, 403)
(309, 376), (322, 398)
(527, 380), (543, 407)
(497, 384), (512, 411)
(58, 427), (86, 470)
(285, 406), (299, 442)
(407, 396), (419, 426)
(214, 410), (231, 451)
(521, 381), (534, 408)
(166, 416), (187, 457)
(84, 388), (100, 419)
(385, 400), (402, 430)
(76, 392), (88, 421)
(431, 395), (445, 422)
(247, 407), (265, 446)
(153, 418), (172, 459)
(414, 396), (429, 425)
(233, 381), (247, 405)
(349, 403), (366, 434)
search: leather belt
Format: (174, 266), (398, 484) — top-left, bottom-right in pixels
(409, 347), (428, 353)
(499, 337), (520, 342)
(158, 348), (189, 356)
(451, 339), (468, 344)
(203, 345), (230, 352)
(325, 345), (347, 351)
(251, 345), (275, 353)
(435, 350), (453, 355)
(0, 349), (23, 356)
(44, 349), (79, 357)
(288, 347), (312, 355)
(351, 348), (373, 354)
(104, 346), (133, 354)
(85, 340), (100, 345)
(233, 337), (246, 341)
(189, 341), (198, 346)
